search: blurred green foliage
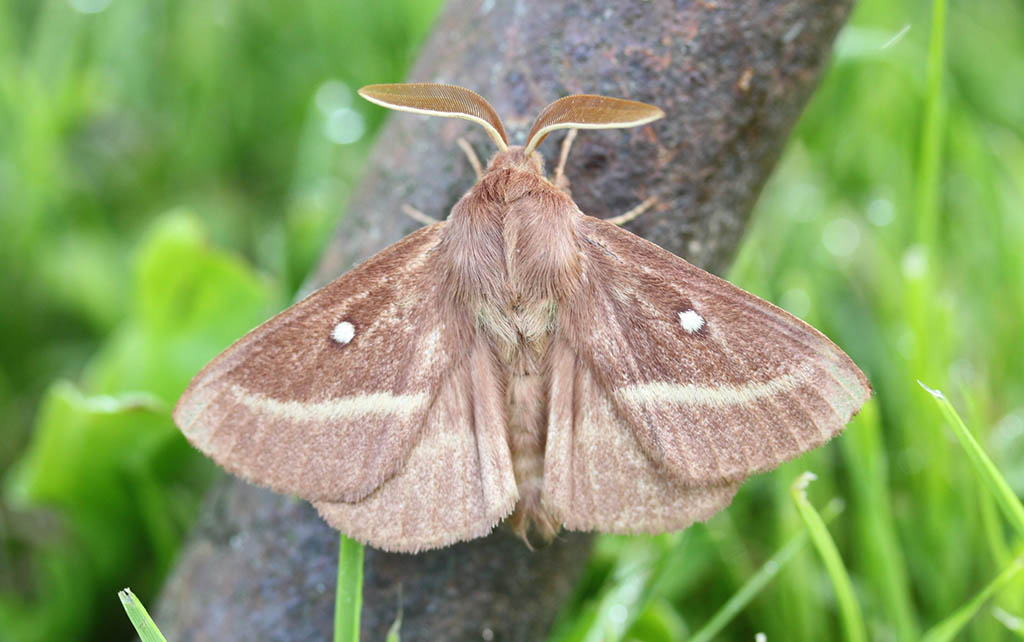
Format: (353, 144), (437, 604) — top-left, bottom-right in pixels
(1, 213), (280, 641)
(549, 0), (1024, 639)
(0, 0), (441, 640)
(1, 0), (1023, 640)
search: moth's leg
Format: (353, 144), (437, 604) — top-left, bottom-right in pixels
(605, 196), (659, 226)
(401, 204), (440, 226)
(457, 137), (484, 180)
(551, 128), (578, 194)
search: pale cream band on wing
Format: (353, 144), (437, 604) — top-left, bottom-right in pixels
(615, 371), (802, 407)
(230, 385), (428, 422)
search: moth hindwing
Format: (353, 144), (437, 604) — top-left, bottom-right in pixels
(173, 83), (869, 553)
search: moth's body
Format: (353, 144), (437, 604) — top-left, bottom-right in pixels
(440, 148), (582, 538)
(173, 83), (871, 553)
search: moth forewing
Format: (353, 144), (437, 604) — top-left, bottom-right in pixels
(561, 216), (871, 487)
(172, 224), (462, 507)
(172, 82), (870, 553)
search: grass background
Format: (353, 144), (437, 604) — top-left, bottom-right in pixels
(1, 0), (1023, 640)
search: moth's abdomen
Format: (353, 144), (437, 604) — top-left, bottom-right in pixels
(472, 295), (561, 541)
(505, 369), (558, 541)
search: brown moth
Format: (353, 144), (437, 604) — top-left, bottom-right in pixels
(173, 83), (871, 553)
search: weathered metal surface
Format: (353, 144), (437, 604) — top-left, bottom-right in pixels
(158, 0), (853, 640)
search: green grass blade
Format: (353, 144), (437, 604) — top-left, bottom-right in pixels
(385, 603), (403, 642)
(992, 606), (1024, 639)
(840, 402), (918, 640)
(919, 382), (1024, 537)
(921, 556), (1024, 642)
(334, 534), (365, 642)
(914, 0), (947, 251)
(384, 585), (403, 642)
(790, 473), (867, 642)
(689, 498), (844, 642)
(118, 588), (169, 642)
(576, 540), (662, 642)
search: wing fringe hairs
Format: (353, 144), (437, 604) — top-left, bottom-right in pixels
(173, 83), (870, 552)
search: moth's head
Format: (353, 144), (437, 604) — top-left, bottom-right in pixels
(357, 83), (664, 174)
(484, 146), (545, 177)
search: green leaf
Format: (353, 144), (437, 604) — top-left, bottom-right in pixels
(8, 382), (170, 520)
(625, 598), (687, 642)
(1, 209), (273, 642)
(118, 588), (169, 642)
(384, 598), (403, 642)
(790, 473), (867, 642)
(920, 556), (1024, 642)
(334, 534), (365, 642)
(839, 400), (918, 641)
(919, 382), (1024, 537)
(86, 209), (280, 403)
(914, 0), (947, 251)
(689, 499), (844, 642)
(992, 606), (1024, 638)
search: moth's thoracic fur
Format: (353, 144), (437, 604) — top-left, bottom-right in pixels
(173, 85), (871, 553)
(443, 150), (587, 541)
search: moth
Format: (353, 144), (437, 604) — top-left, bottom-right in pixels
(174, 83), (871, 553)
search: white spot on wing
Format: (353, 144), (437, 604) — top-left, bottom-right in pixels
(331, 321), (355, 345)
(678, 309), (705, 333)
